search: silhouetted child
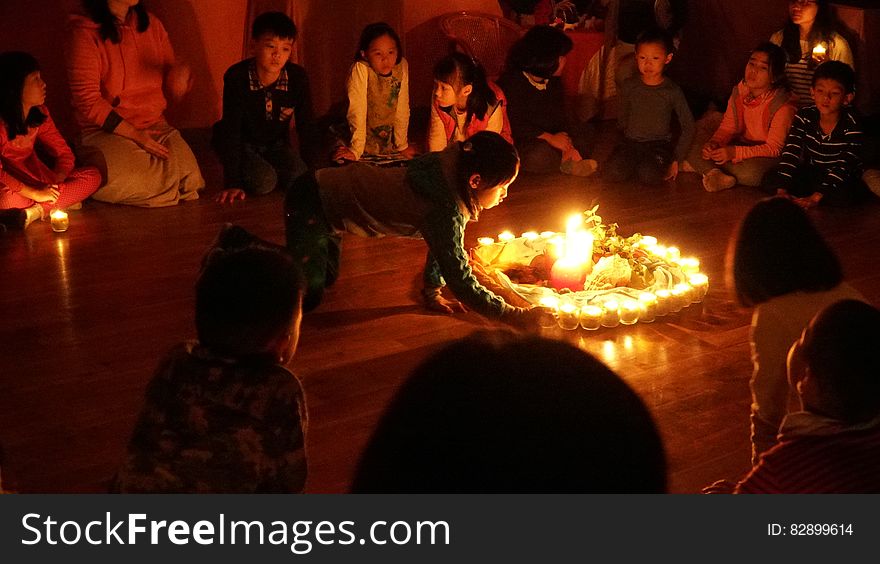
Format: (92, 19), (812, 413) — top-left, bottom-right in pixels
(728, 197), (864, 464)
(428, 52), (512, 152)
(0, 51), (100, 229)
(352, 330), (666, 493)
(735, 300), (880, 493)
(764, 61), (869, 207)
(115, 226), (308, 493)
(605, 28), (694, 184)
(213, 12), (313, 204)
(333, 22), (415, 163)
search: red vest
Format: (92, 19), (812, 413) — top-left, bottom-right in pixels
(433, 82), (513, 145)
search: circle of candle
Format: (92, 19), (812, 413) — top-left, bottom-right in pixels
(50, 209), (69, 233)
(557, 303), (580, 331)
(638, 292), (657, 323)
(688, 273), (709, 302)
(654, 289), (672, 316)
(665, 246), (681, 262)
(619, 299), (640, 325)
(477, 237), (495, 246)
(579, 305), (603, 330)
(601, 300), (620, 328)
(521, 231), (539, 241)
(670, 284), (690, 312)
(498, 231), (515, 242)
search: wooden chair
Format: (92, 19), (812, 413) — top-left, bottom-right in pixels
(439, 11), (523, 80)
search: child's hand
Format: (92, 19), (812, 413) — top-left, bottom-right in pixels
(131, 128), (170, 160)
(215, 188), (246, 204)
(701, 141), (719, 160)
(793, 192), (823, 209)
(664, 160), (679, 181)
(541, 132), (573, 152)
(21, 184), (60, 204)
(333, 146), (357, 163)
(708, 145), (735, 165)
(562, 147), (583, 162)
(166, 63), (193, 101)
(399, 145), (419, 160)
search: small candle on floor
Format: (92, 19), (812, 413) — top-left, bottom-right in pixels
(601, 300), (620, 328)
(689, 273), (709, 302)
(638, 292), (657, 323)
(50, 209), (69, 233)
(620, 299), (640, 325)
(579, 305), (603, 330)
(655, 289), (672, 316)
(557, 303), (580, 331)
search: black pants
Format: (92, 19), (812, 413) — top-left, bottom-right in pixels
(762, 166), (871, 207)
(284, 174), (342, 311)
(516, 122), (594, 174)
(604, 139), (673, 185)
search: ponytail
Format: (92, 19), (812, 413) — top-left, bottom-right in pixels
(434, 52), (498, 121)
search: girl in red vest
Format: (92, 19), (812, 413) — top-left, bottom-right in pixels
(427, 53), (512, 152)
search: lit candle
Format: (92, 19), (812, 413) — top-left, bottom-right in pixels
(538, 296), (560, 328)
(688, 273), (709, 302)
(655, 289), (672, 316)
(652, 245), (667, 260)
(639, 236), (658, 247)
(678, 257), (700, 275)
(521, 231), (539, 241)
(498, 231), (515, 242)
(477, 237), (495, 246)
(620, 299), (640, 325)
(540, 231), (556, 239)
(50, 209), (69, 233)
(550, 256), (588, 291)
(638, 292), (657, 323)
(557, 303), (580, 331)
(666, 246), (681, 262)
(671, 284), (691, 312)
(812, 42), (827, 62)
(601, 300), (620, 328)
(579, 305), (603, 330)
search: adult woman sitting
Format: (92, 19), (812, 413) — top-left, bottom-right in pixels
(67, 0), (203, 207)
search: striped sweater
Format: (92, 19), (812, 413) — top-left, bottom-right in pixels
(776, 105), (863, 193)
(736, 412), (880, 494)
(769, 31), (853, 108)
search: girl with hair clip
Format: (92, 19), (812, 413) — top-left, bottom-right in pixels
(67, 0), (204, 207)
(427, 52), (512, 152)
(286, 131), (539, 324)
(688, 42), (797, 192)
(727, 197), (866, 465)
(0, 51), (100, 230)
(770, 0), (853, 108)
(334, 22), (416, 163)
(497, 25), (597, 176)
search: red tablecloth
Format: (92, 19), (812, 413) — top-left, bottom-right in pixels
(562, 29), (605, 96)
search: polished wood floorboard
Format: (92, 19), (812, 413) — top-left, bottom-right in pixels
(2, 152), (879, 493)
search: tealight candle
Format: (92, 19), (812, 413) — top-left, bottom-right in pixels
(540, 231), (556, 239)
(638, 292), (657, 323)
(50, 209), (69, 233)
(688, 273), (709, 302)
(652, 245), (667, 260)
(521, 231), (539, 241)
(538, 296), (560, 328)
(498, 231), (515, 242)
(665, 246), (681, 262)
(579, 305), (603, 330)
(639, 236), (658, 247)
(557, 303), (580, 331)
(678, 257), (700, 275)
(620, 299), (640, 325)
(671, 284), (691, 312)
(654, 289), (672, 316)
(477, 237), (495, 246)
(812, 42), (827, 62)
(601, 300), (620, 328)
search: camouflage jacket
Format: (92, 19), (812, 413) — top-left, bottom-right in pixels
(115, 341), (307, 493)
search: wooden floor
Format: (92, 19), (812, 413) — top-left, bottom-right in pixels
(2, 148), (880, 493)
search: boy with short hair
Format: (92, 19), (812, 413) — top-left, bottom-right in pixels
(765, 60), (869, 207)
(213, 12), (314, 204)
(735, 300), (880, 493)
(115, 225), (308, 493)
(604, 28), (694, 185)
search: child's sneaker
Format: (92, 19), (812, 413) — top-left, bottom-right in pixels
(560, 158), (598, 177)
(702, 168), (736, 192)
